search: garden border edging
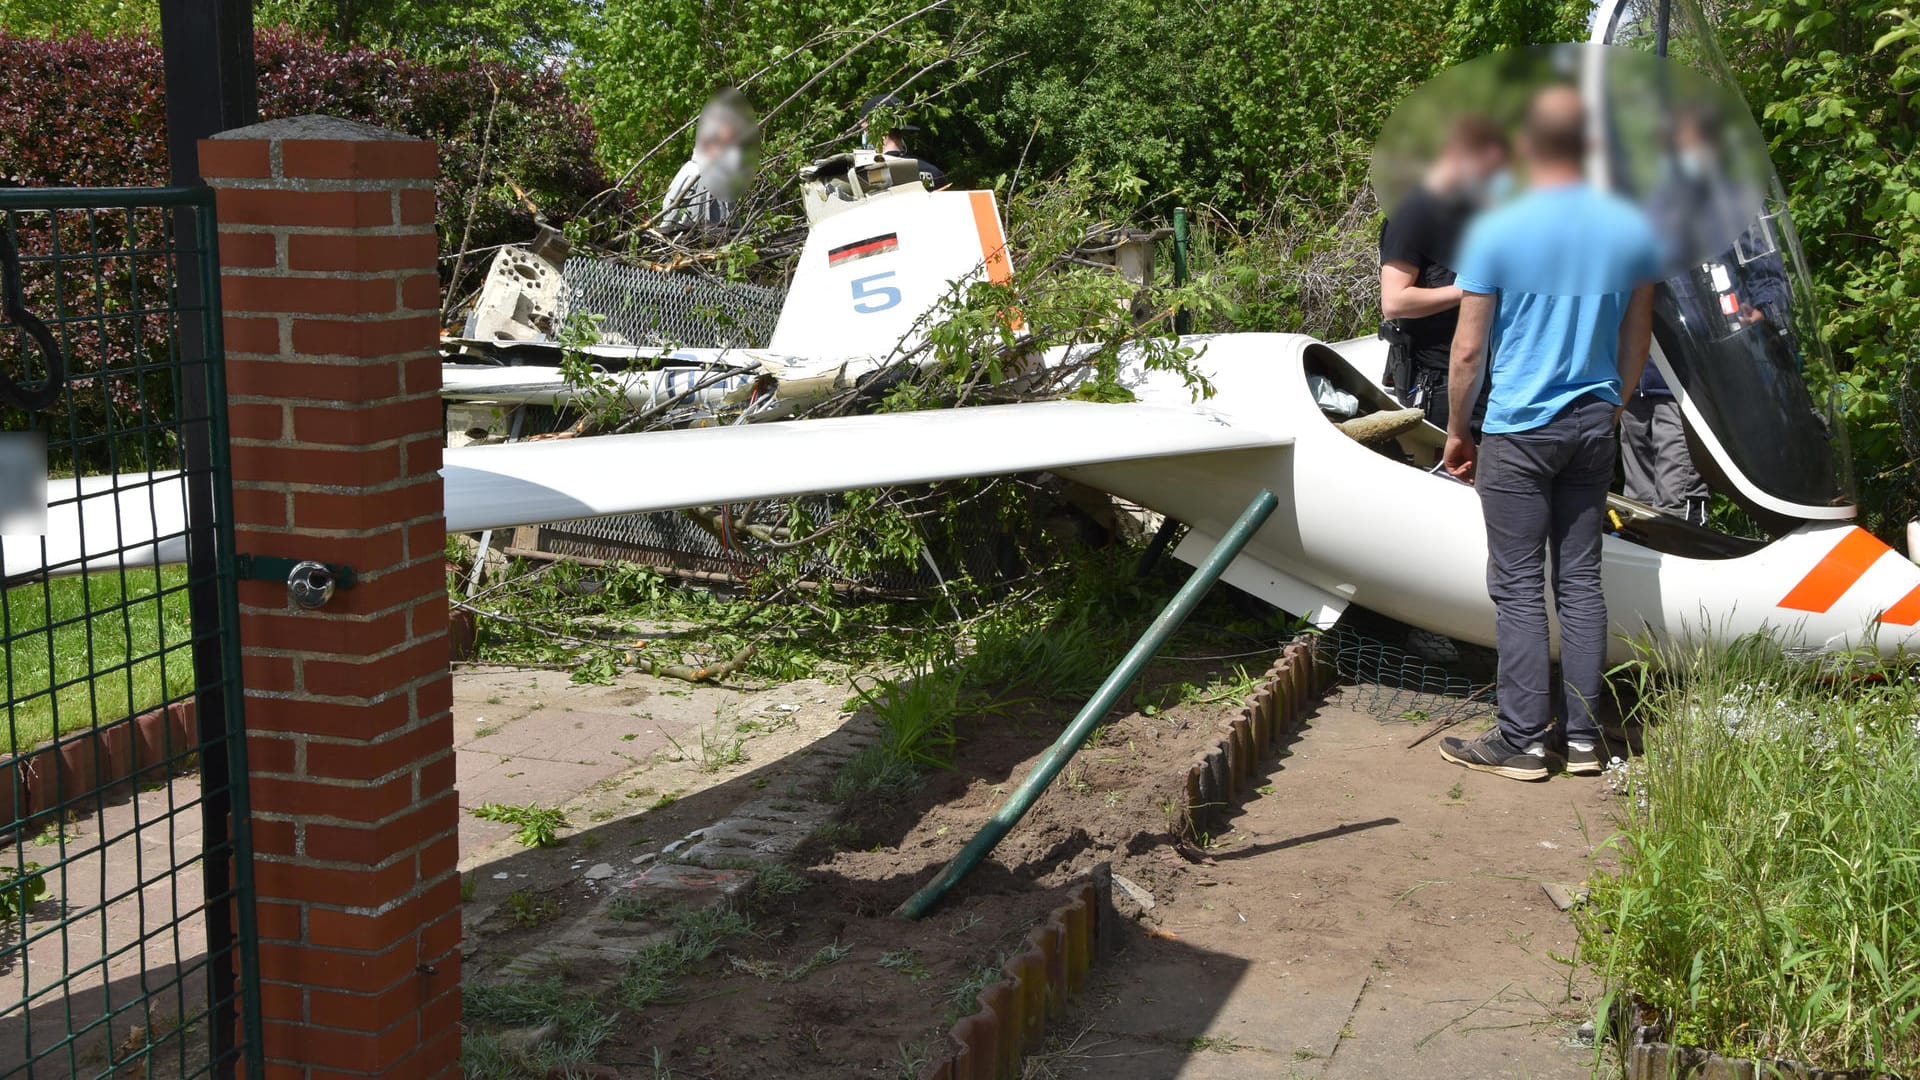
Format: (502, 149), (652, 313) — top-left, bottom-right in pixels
(917, 633), (1335, 1080)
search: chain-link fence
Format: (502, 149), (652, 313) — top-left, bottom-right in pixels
(1320, 622), (1498, 725)
(556, 258), (783, 349)
(0, 188), (259, 1078)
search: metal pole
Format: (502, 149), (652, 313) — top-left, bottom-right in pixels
(1135, 514), (1183, 578)
(895, 488), (1279, 920)
(157, 4), (258, 1075)
(1172, 206), (1191, 337)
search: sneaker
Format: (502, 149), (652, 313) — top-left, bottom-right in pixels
(1439, 728), (1549, 781)
(1564, 740), (1605, 776)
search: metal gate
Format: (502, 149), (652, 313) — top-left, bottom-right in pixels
(0, 187), (260, 1077)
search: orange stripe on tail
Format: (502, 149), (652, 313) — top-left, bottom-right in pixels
(967, 191), (1013, 284)
(1779, 527), (1891, 613)
(1880, 583), (1920, 626)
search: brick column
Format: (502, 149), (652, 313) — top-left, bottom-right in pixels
(199, 116), (458, 1078)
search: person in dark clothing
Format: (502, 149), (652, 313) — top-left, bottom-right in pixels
(1437, 85), (1660, 784)
(859, 92), (946, 188)
(1620, 360), (1709, 524)
(1622, 102), (1795, 524)
(1378, 116), (1511, 429)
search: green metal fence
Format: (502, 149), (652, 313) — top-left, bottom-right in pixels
(0, 187), (260, 1078)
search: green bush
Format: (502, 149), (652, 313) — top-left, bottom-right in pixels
(1581, 643), (1920, 1071)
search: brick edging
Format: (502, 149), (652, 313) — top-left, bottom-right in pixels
(0, 700), (199, 836)
(1624, 1028), (1884, 1079)
(1183, 633), (1334, 838)
(921, 865), (1118, 1080)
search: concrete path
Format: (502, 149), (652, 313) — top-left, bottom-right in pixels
(1051, 690), (1611, 1079)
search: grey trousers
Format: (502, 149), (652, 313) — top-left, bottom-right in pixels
(1620, 396), (1708, 524)
(1476, 395), (1616, 750)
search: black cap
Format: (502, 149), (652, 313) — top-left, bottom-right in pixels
(860, 92), (919, 132)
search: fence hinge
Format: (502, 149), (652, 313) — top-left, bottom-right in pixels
(236, 554), (357, 610)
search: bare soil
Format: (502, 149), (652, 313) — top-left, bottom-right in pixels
(461, 657), (1264, 1079)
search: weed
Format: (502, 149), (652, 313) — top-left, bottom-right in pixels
(851, 657), (963, 770)
(895, 1038), (931, 1079)
(579, 833), (602, 851)
(0, 862), (48, 920)
(608, 894), (671, 923)
(486, 695), (503, 704)
(464, 977), (615, 1076)
(1444, 782), (1464, 801)
(830, 745), (923, 805)
(948, 912), (984, 937)
(471, 802), (570, 847)
(808, 820), (863, 851)
(1580, 641), (1920, 1072)
(698, 726), (748, 772)
(1188, 1035), (1248, 1053)
(944, 960), (1003, 1026)
(459, 875), (477, 903)
(506, 890), (555, 927)
(752, 864), (810, 902)
(618, 905), (756, 1009)
(876, 948), (932, 982)
(731, 941), (850, 982)
(1256, 784), (1276, 796)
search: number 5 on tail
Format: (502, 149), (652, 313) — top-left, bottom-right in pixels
(851, 272), (902, 314)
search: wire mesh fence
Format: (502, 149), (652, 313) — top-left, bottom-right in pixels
(0, 188), (258, 1078)
(1319, 622), (1498, 724)
(556, 257), (784, 349)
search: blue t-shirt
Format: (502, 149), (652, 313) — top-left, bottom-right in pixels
(1453, 184), (1661, 434)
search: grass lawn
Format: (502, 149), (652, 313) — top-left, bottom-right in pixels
(1, 566), (195, 758)
(1582, 642), (1920, 1073)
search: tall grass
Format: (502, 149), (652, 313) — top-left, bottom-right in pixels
(0, 567), (194, 756)
(1581, 640), (1920, 1072)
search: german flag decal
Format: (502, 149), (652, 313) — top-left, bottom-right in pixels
(828, 232), (899, 267)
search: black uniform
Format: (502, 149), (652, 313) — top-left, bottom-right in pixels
(1379, 187), (1483, 429)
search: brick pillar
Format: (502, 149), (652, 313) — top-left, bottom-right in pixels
(199, 116), (458, 1078)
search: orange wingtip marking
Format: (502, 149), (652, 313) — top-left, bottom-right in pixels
(1881, 583), (1920, 626)
(1779, 527), (1891, 614)
(967, 191), (1014, 285)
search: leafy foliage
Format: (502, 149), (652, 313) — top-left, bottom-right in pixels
(0, 27), (619, 291)
(1712, 0), (1920, 531)
(254, 0), (582, 66)
(0, 861), (47, 921)
(469, 802), (570, 847)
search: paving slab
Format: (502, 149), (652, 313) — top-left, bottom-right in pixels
(1058, 688), (1608, 1079)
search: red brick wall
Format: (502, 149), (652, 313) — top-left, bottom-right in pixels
(200, 115), (457, 1078)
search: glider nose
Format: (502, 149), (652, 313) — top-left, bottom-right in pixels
(1775, 525), (1920, 657)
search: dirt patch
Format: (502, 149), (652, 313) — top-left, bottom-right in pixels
(460, 657), (1268, 1078)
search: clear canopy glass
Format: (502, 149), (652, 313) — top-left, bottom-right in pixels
(1594, 0), (1854, 526)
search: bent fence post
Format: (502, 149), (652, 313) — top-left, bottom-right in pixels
(894, 487), (1279, 920)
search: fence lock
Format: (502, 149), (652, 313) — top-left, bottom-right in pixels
(237, 554), (358, 610)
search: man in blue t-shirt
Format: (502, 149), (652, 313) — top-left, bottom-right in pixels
(1437, 84), (1659, 782)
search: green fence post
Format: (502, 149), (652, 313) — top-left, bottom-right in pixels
(1172, 205), (1191, 337)
(895, 488), (1279, 919)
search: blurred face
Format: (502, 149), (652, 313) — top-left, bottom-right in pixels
(1673, 118), (1720, 178)
(1444, 141), (1511, 204)
(697, 120), (738, 160)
